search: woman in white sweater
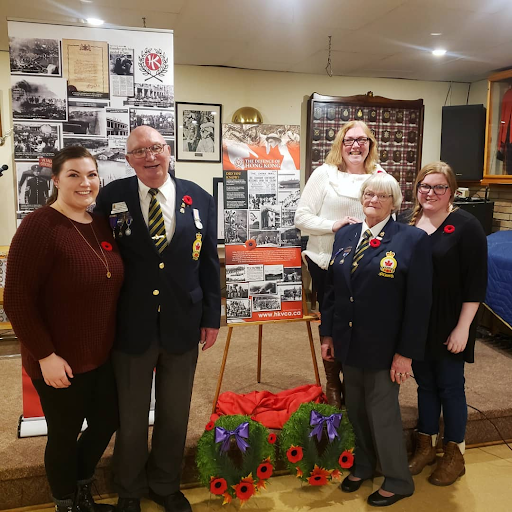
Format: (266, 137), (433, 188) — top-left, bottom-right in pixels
(295, 120), (384, 407)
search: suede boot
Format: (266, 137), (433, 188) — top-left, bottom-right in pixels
(408, 432), (437, 475)
(322, 358), (344, 408)
(428, 441), (465, 486)
(77, 478), (115, 512)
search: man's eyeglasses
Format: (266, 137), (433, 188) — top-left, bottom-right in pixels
(363, 191), (392, 201)
(343, 137), (369, 147)
(418, 183), (450, 196)
(127, 143), (167, 159)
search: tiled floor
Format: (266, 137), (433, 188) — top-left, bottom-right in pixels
(18, 444), (512, 512)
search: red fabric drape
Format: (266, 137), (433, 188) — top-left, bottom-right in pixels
(211, 384), (326, 429)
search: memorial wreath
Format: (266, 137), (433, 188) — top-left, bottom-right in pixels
(280, 402), (355, 485)
(196, 415), (276, 505)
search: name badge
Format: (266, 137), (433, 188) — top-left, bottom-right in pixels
(111, 201), (128, 214)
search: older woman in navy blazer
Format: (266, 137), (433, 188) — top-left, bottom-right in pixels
(320, 173), (433, 507)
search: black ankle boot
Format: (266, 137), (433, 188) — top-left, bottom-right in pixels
(53, 496), (78, 512)
(77, 479), (114, 512)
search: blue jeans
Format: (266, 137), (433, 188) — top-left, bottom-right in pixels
(412, 358), (467, 443)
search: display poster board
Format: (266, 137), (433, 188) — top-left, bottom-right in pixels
(9, 20), (175, 226)
(8, 20), (173, 435)
(222, 124), (303, 323)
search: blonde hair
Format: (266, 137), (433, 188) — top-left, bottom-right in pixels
(409, 161), (457, 225)
(360, 172), (403, 212)
(325, 120), (379, 173)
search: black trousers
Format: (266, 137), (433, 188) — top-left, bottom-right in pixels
(32, 359), (119, 499)
(305, 256), (328, 311)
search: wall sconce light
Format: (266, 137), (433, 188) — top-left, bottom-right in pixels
(231, 107), (263, 124)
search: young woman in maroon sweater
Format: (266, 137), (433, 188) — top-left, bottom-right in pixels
(4, 147), (124, 512)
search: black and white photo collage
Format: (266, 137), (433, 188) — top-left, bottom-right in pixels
(225, 263), (302, 320)
(8, 21), (175, 225)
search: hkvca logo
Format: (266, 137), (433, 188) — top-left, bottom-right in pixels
(138, 48), (169, 82)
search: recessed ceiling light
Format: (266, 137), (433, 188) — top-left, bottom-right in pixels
(86, 18), (104, 25)
(432, 49), (446, 56)
(430, 32), (442, 36)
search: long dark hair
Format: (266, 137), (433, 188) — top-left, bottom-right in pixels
(47, 146), (98, 205)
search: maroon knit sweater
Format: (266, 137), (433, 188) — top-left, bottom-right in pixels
(4, 206), (124, 379)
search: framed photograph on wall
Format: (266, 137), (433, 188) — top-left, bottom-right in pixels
(176, 102), (222, 162)
(213, 177), (225, 243)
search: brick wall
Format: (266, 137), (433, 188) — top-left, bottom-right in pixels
(468, 185), (512, 232)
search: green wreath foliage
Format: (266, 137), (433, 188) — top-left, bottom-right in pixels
(279, 402), (355, 484)
(196, 415), (275, 503)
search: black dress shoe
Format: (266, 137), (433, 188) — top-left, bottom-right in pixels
(148, 490), (191, 512)
(117, 498), (141, 512)
(340, 475), (366, 493)
(367, 490), (412, 507)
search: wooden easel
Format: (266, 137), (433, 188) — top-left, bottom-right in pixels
(211, 287), (321, 413)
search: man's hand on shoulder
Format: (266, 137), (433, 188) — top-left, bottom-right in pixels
(200, 327), (219, 351)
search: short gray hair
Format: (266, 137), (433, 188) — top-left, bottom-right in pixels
(360, 172), (403, 212)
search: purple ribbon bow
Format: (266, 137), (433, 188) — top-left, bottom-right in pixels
(309, 410), (342, 443)
(215, 422), (250, 453)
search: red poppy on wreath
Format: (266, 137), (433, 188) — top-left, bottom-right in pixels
(339, 450), (355, 469)
(101, 241), (113, 251)
(245, 238), (257, 250)
(182, 195), (193, 206)
(308, 465), (330, 486)
(267, 433), (277, 444)
(286, 445), (303, 464)
(205, 421), (215, 431)
(369, 238), (381, 248)
(444, 224), (455, 234)
(233, 480), (255, 502)
(257, 459), (274, 480)
(210, 477), (227, 495)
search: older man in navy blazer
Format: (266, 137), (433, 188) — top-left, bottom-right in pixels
(95, 126), (220, 512)
(320, 173), (432, 508)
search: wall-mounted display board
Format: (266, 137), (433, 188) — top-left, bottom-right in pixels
(8, 20), (174, 225)
(306, 92), (424, 208)
(483, 69), (512, 184)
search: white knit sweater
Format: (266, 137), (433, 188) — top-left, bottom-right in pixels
(295, 163), (384, 270)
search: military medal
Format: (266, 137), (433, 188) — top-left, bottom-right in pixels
(193, 208), (203, 229)
(192, 233), (202, 260)
(379, 251), (397, 278)
(109, 215), (117, 238)
(125, 215), (133, 236)
(116, 216), (125, 237)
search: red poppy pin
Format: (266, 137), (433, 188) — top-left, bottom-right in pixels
(369, 238), (381, 248)
(339, 450), (355, 469)
(205, 421), (215, 431)
(101, 241), (113, 251)
(444, 224), (455, 234)
(210, 477), (227, 495)
(245, 238), (257, 250)
(182, 195), (193, 206)
(267, 433), (277, 444)
(286, 445), (303, 464)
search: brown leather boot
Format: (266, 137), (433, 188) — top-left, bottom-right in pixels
(428, 441), (465, 486)
(408, 432), (437, 475)
(322, 358), (343, 408)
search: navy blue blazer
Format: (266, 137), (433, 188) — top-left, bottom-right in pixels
(94, 173), (221, 355)
(320, 218), (432, 370)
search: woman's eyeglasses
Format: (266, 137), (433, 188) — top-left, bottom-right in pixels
(418, 183), (450, 196)
(343, 137), (369, 147)
(363, 191), (392, 201)
(127, 143), (167, 159)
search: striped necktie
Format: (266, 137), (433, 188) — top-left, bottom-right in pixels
(148, 188), (168, 254)
(351, 229), (372, 274)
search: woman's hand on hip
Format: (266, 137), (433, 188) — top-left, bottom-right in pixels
(321, 336), (335, 361)
(390, 353), (412, 384)
(444, 325), (469, 354)
(39, 353), (74, 388)
(332, 216), (359, 233)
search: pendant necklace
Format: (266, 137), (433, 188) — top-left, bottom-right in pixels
(67, 218), (112, 278)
